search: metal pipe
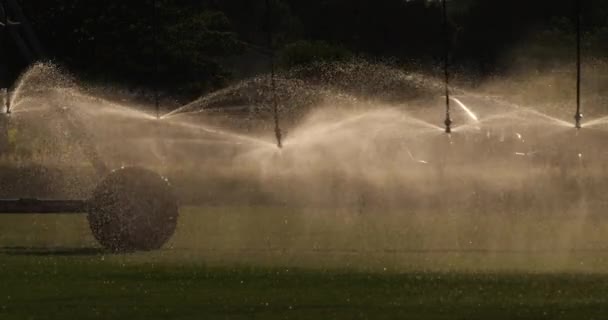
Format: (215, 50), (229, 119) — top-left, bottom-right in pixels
(1, 1), (10, 154)
(153, 0), (160, 119)
(0, 199), (86, 214)
(574, 0), (583, 129)
(442, 0), (452, 134)
(265, 0), (283, 148)
(1, 0), (10, 92)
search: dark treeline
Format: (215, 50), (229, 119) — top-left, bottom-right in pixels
(3, 0), (608, 99)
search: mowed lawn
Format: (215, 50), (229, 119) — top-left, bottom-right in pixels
(0, 254), (608, 320)
(2, 207), (608, 319)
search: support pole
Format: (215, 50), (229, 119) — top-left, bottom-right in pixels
(1, 0), (10, 95)
(1, 2), (10, 155)
(574, 0), (583, 129)
(153, 0), (160, 119)
(442, 0), (452, 134)
(265, 0), (283, 148)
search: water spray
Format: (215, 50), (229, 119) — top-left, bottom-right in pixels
(266, 0), (283, 148)
(3, 87), (9, 114)
(574, 0), (583, 129)
(0, 89), (8, 154)
(441, 0), (452, 134)
(0, 0), (179, 251)
(0, 102), (180, 252)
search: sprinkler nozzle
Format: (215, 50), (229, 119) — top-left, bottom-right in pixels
(574, 112), (583, 129)
(275, 127), (283, 149)
(444, 116), (452, 134)
(2, 88), (9, 114)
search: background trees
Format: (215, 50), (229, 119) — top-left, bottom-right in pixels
(3, 0), (607, 100)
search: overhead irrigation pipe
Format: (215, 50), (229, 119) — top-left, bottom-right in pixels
(574, 0), (583, 129)
(441, 0), (452, 134)
(265, 0), (283, 148)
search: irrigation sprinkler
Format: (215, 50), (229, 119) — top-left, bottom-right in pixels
(265, 0), (283, 148)
(0, 113), (179, 253)
(441, 0), (452, 134)
(0, 88), (9, 154)
(0, 102), (178, 252)
(574, 0), (583, 129)
(152, 0), (161, 120)
(3, 87), (9, 113)
(0, 0), (178, 252)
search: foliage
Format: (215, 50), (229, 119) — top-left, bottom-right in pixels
(18, 0), (245, 98)
(278, 41), (352, 68)
(6, 0), (608, 99)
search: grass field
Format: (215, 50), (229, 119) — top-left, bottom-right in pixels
(2, 206), (608, 319)
(2, 256), (608, 319)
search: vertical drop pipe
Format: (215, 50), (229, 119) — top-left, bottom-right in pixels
(265, 0), (283, 148)
(574, 0), (583, 129)
(1, 0), (11, 113)
(0, 89), (8, 154)
(442, 0), (452, 134)
(153, 0), (160, 119)
(0, 1), (10, 155)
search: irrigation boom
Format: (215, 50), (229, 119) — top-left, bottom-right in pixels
(0, 199), (85, 214)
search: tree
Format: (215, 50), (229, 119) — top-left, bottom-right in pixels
(19, 0), (244, 98)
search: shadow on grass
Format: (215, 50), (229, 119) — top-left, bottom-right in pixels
(0, 246), (105, 256)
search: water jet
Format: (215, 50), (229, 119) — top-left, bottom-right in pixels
(0, 88), (9, 154)
(0, 97), (179, 252)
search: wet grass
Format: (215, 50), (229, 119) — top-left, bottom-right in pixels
(2, 207), (608, 319)
(1, 254), (608, 319)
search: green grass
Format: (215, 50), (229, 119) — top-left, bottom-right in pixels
(1, 255), (608, 319)
(2, 207), (608, 319)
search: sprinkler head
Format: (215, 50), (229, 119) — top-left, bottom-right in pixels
(574, 112), (583, 129)
(275, 127), (283, 148)
(2, 88), (9, 114)
(444, 116), (453, 134)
